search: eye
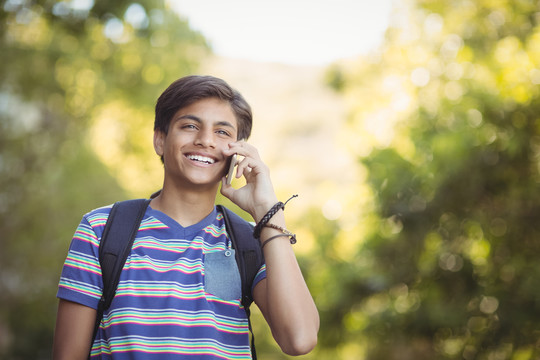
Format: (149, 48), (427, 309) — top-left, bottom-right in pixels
(181, 123), (198, 130)
(216, 129), (231, 137)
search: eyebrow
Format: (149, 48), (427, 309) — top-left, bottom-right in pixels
(176, 114), (237, 130)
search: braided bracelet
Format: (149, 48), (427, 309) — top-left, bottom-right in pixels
(253, 194), (298, 239)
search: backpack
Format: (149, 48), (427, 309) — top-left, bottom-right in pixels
(90, 199), (264, 359)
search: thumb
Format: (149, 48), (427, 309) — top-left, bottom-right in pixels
(220, 177), (234, 200)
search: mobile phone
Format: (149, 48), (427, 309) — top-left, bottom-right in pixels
(226, 154), (238, 185)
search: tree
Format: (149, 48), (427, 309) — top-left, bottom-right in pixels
(0, 1), (208, 357)
(320, 0), (540, 358)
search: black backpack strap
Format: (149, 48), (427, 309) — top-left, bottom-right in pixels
(90, 199), (150, 355)
(217, 205), (264, 359)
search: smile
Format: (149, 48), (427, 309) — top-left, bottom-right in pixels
(187, 154), (216, 164)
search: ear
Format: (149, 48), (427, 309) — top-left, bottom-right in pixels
(154, 130), (165, 157)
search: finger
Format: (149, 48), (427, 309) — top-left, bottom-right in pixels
(237, 165), (252, 180)
(236, 157), (258, 179)
(225, 140), (245, 152)
(225, 141), (259, 160)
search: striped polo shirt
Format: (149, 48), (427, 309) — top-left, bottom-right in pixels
(57, 204), (266, 359)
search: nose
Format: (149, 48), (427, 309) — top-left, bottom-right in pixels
(194, 128), (216, 148)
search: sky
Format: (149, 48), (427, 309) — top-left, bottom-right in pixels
(169, 0), (394, 65)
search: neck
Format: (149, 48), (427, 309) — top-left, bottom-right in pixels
(150, 182), (219, 227)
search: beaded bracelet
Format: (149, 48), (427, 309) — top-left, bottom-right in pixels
(264, 223), (297, 244)
(253, 194), (298, 239)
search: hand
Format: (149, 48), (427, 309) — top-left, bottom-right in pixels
(220, 141), (278, 222)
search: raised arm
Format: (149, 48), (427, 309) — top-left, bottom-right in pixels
(52, 299), (96, 360)
(251, 210), (320, 355)
(220, 141), (319, 355)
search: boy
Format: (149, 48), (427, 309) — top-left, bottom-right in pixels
(53, 75), (319, 359)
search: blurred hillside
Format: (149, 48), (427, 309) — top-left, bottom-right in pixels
(201, 56), (356, 225)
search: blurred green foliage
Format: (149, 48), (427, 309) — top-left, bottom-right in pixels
(319, 0), (540, 358)
(0, 0), (208, 358)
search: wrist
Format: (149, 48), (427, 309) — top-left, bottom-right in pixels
(252, 195), (298, 239)
(252, 201), (278, 223)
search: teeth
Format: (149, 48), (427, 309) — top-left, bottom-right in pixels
(188, 155), (215, 164)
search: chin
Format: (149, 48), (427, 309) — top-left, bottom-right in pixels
(189, 175), (223, 188)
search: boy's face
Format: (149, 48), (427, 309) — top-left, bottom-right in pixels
(154, 98), (239, 189)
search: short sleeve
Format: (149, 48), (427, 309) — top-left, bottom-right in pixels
(251, 263), (267, 293)
(56, 213), (105, 309)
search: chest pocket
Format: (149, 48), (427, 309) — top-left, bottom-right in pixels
(204, 249), (242, 300)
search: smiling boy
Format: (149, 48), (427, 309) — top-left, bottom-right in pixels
(53, 75), (319, 359)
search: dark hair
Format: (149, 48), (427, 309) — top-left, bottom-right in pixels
(154, 75), (252, 140)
